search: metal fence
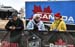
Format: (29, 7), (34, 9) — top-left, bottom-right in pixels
(0, 30), (75, 47)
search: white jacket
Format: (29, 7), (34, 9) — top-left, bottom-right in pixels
(27, 20), (45, 31)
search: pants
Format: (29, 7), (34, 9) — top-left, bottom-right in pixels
(10, 33), (24, 47)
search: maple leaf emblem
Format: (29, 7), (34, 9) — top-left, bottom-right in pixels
(55, 38), (66, 45)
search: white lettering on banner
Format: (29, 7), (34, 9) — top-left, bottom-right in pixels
(68, 16), (74, 23)
(42, 14), (48, 19)
(49, 14), (54, 20)
(62, 16), (74, 23)
(62, 16), (67, 21)
(33, 14), (74, 24)
(34, 14), (54, 20)
(49, 43), (74, 47)
(49, 43), (54, 47)
(49, 43), (67, 47)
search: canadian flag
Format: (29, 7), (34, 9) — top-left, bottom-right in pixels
(30, 5), (52, 22)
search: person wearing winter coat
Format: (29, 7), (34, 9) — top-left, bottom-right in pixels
(27, 15), (45, 31)
(5, 12), (24, 47)
(50, 13), (67, 31)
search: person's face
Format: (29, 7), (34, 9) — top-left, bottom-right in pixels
(35, 17), (40, 22)
(12, 16), (17, 21)
(54, 16), (60, 20)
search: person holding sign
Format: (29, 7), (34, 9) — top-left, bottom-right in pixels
(50, 13), (67, 31)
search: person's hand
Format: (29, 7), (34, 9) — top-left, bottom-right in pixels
(9, 26), (16, 30)
(12, 26), (16, 30)
(9, 26), (13, 29)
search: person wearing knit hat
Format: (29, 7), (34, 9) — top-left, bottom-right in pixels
(27, 14), (45, 31)
(5, 12), (24, 47)
(50, 13), (67, 31)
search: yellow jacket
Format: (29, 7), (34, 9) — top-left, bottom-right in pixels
(50, 20), (67, 31)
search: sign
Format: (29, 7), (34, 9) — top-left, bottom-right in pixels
(49, 39), (74, 47)
(26, 1), (75, 25)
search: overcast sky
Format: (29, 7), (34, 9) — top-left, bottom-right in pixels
(0, 0), (25, 11)
(0, 0), (74, 11)
(23, 0), (73, 1)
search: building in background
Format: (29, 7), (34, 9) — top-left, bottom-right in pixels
(19, 8), (25, 19)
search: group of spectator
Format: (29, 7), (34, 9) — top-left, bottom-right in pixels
(27, 12), (67, 31)
(4, 12), (67, 47)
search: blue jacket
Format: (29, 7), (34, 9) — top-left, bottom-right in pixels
(27, 20), (45, 31)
